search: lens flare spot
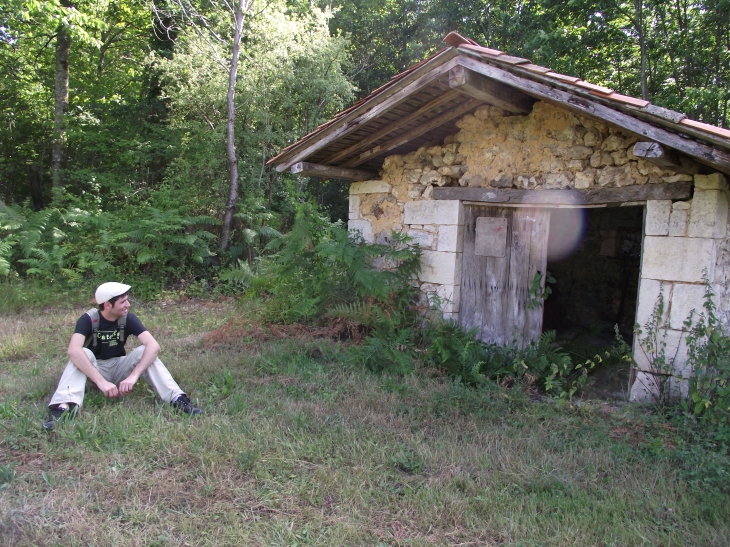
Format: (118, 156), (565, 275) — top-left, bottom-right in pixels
(547, 208), (586, 262)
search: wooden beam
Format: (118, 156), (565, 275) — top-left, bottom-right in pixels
(456, 56), (730, 175)
(632, 142), (700, 175)
(448, 65), (534, 114)
(322, 90), (463, 165)
(433, 182), (693, 205)
(273, 51), (461, 173)
(290, 162), (376, 181)
(343, 98), (482, 168)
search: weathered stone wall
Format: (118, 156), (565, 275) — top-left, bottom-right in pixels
(631, 173), (729, 401)
(348, 179), (464, 318)
(347, 100), (730, 401)
(714, 208), (730, 330)
(381, 101), (691, 198)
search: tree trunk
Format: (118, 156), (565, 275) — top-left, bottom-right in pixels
(635, 0), (649, 101)
(26, 163), (44, 211)
(220, 0), (246, 253)
(52, 5), (71, 190)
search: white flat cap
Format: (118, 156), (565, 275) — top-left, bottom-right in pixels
(95, 282), (131, 304)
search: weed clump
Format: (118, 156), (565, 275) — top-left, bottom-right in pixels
(249, 203), (610, 399)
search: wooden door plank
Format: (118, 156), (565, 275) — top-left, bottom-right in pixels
(506, 211), (533, 347)
(460, 205), (549, 348)
(524, 209), (550, 342)
(480, 207), (512, 344)
(460, 206), (507, 342)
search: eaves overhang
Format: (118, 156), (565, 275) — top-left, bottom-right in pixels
(268, 32), (730, 180)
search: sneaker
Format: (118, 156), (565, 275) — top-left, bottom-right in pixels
(43, 404), (77, 430)
(171, 394), (202, 416)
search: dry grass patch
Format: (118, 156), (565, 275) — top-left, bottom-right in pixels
(1, 300), (729, 546)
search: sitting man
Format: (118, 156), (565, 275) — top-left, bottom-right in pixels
(44, 282), (201, 430)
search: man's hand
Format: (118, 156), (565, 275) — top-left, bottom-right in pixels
(97, 379), (119, 398)
(119, 375), (139, 396)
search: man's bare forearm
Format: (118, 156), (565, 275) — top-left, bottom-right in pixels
(67, 346), (108, 387)
(128, 343), (160, 380)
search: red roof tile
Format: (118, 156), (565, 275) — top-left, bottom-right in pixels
(494, 54), (531, 65)
(589, 91), (649, 108)
(573, 80), (613, 95)
(520, 63), (552, 74)
(544, 72), (581, 83)
(459, 43), (504, 57)
(681, 118), (730, 140)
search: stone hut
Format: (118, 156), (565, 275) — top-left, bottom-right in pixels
(269, 32), (730, 401)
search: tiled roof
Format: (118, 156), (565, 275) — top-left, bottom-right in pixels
(270, 47), (455, 161)
(442, 32), (729, 144)
(269, 31), (730, 174)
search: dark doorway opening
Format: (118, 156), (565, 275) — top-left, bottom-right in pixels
(542, 206), (643, 399)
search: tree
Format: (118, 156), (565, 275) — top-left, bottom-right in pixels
(155, 1), (353, 254)
(406, 0), (730, 127)
(152, 0), (254, 253)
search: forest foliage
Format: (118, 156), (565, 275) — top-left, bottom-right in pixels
(2, 0), (730, 439)
(1, 0), (729, 285)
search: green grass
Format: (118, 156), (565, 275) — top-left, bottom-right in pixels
(1, 298), (729, 546)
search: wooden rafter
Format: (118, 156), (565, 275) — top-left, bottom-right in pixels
(448, 65), (534, 113)
(343, 98), (482, 168)
(322, 90), (463, 165)
(290, 162), (375, 181)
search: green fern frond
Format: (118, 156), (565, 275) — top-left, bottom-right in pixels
(136, 251), (156, 264)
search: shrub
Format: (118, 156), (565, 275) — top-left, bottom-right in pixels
(685, 283), (730, 442)
(423, 320), (490, 386)
(254, 202), (420, 325)
(0, 196), (217, 292)
(255, 202), (601, 396)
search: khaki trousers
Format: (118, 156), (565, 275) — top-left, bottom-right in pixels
(49, 345), (185, 408)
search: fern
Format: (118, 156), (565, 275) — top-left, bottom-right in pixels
(424, 320), (489, 385)
(497, 331), (596, 397)
(327, 301), (381, 327)
(218, 259), (253, 287)
(0, 238), (14, 276)
(18, 209), (54, 257)
(350, 323), (416, 374)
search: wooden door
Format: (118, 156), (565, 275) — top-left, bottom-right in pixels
(460, 205), (550, 347)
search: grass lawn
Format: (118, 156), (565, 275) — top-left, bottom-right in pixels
(1, 297), (729, 546)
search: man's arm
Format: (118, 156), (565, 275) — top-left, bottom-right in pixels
(118, 331), (161, 396)
(67, 333), (119, 398)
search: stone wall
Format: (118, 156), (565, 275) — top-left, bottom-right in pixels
(347, 100), (730, 401)
(349, 179), (464, 318)
(630, 173), (729, 401)
(381, 101), (691, 197)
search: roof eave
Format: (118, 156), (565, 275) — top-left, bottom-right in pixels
(268, 47), (460, 171)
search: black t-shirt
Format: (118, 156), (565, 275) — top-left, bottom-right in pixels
(74, 311), (146, 360)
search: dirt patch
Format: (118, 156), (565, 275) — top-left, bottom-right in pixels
(202, 316), (365, 348)
(609, 420), (677, 449)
